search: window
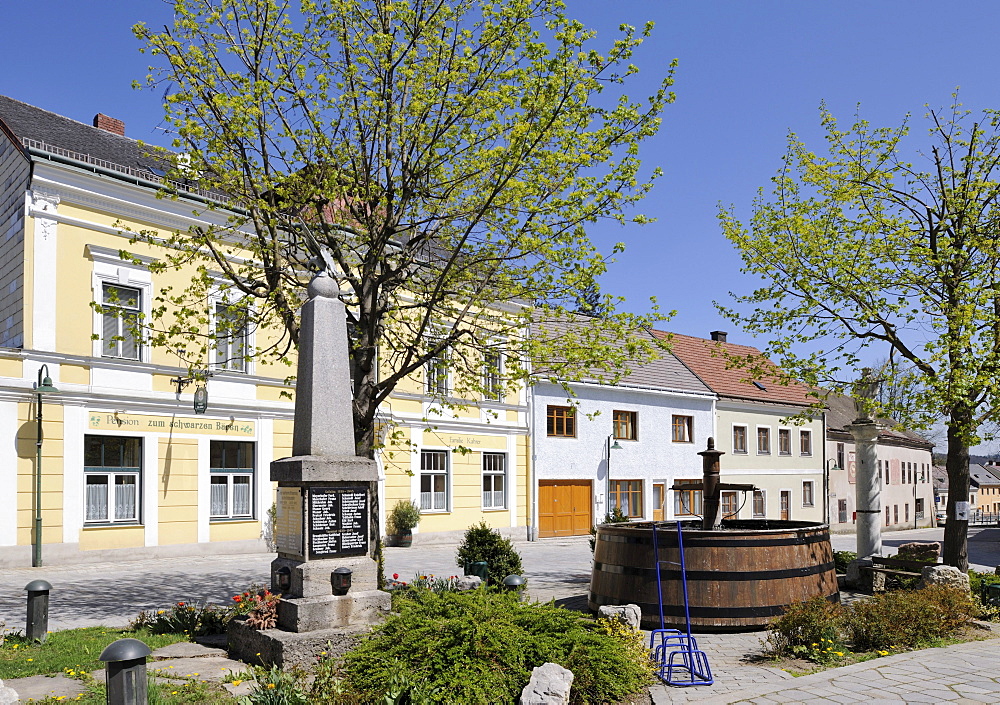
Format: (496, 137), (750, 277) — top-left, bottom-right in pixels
(215, 302), (248, 372)
(893, 505), (898, 524)
(885, 506), (890, 526)
(546, 406), (576, 437)
(482, 349), (503, 402)
(614, 410), (637, 441)
(482, 452), (506, 509)
(101, 284), (141, 360)
(905, 503), (909, 522)
(721, 491), (738, 518)
(884, 460), (890, 485)
(836, 443), (845, 469)
(674, 480), (703, 516)
(420, 450), (448, 511)
(778, 428), (791, 455)
(800, 430), (812, 456)
(838, 499), (848, 523)
(672, 415), (693, 443)
(610, 480), (643, 518)
(753, 489), (766, 517)
(210, 441), (254, 519)
(425, 351), (449, 396)
(757, 427), (770, 454)
(733, 425), (748, 454)
(84, 436), (141, 524)
(802, 481), (815, 507)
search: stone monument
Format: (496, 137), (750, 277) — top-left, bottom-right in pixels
(846, 368), (881, 590)
(228, 270), (390, 667)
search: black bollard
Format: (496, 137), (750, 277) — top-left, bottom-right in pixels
(501, 574), (525, 592)
(24, 579), (51, 643)
(99, 638), (152, 705)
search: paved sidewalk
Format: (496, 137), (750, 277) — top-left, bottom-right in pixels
(2, 530), (999, 703)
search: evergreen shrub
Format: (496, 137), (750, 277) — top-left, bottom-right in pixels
(455, 521), (523, 586)
(341, 590), (652, 704)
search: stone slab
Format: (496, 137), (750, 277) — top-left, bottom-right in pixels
(92, 656), (247, 683)
(228, 616), (369, 669)
(151, 641), (227, 659)
(271, 456), (377, 483)
(277, 589), (391, 632)
(2, 674), (87, 702)
(271, 555), (378, 597)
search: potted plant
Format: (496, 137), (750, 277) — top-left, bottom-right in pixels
(387, 500), (421, 547)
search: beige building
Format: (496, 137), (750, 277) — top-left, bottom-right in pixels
(663, 331), (825, 523)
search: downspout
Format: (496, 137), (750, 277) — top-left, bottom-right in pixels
(823, 411), (829, 525)
(528, 380), (537, 541)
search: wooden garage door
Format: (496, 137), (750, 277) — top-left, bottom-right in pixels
(538, 480), (592, 538)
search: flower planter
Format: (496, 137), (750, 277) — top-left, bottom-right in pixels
(398, 530), (413, 548)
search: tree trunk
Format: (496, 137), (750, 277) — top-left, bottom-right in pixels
(942, 410), (971, 571)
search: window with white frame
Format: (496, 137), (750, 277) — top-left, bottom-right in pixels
(757, 427), (770, 454)
(482, 452), (506, 509)
(210, 441), (254, 519)
(674, 480), (703, 516)
(425, 351), (449, 396)
(778, 428), (791, 455)
(101, 284), (142, 360)
(836, 443), (845, 469)
(800, 429), (812, 456)
(802, 480), (815, 507)
(483, 349), (503, 402)
(84, 435), (141, 524)
(214, 302), (249, 372)
(753, 489), (766, 517)
(733, 425), (748, 454)
(420, 450), (449, 511)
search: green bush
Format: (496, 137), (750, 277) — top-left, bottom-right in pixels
(763, 595), (845, 661)
(455, 521), (523, 586)
(846, 585), (977, 651)
(833, 550), (857, 574)
(129, 601), (229, 637)
(387, 500), (421, 535)
(341, 590), (652, 704)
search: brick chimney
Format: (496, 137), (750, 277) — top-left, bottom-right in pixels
(93, 113), (125, 137)
(710, 330), (728, 343)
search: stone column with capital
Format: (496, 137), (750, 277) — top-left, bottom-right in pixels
(849, 419), (881, 560)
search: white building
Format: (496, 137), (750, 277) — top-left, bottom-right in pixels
(531, 328), (715, 537)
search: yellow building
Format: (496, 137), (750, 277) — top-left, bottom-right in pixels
(0, 95), (528, 567)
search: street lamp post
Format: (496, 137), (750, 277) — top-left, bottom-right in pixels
(33, 365), (59, 568)
(605, 434), (623, 515)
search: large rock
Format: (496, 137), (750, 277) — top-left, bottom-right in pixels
(846, 558), (874, 591)
(520, 663), (573, 705)
(455, 575), (483, 591)
(918, 564), (970, 591)
(597, 604), (641, 631)
(0, 679), (17, 705)
(897, 542), (940, 561)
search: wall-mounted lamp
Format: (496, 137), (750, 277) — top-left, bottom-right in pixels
(606, 434), (624, 513)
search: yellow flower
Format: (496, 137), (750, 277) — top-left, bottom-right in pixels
(267, 683), (276, 689)
(27, 658), (33, 662)
(172, 692), (178, 695)
(232, 680), (243, 686)
(835, 651), (844, 656)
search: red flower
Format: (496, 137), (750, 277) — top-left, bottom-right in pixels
(232, 595), (242, 603)
(393, 573), (399, 580)
(177, 602), (185, 607)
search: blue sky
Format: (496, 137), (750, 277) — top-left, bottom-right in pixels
(4, 1), (1000, 423)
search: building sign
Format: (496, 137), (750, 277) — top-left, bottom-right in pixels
(275, 487), (304, 558)
(308, 487), (368, 559)
(847, 451), (857, 484)
(88, 411), (254, 437)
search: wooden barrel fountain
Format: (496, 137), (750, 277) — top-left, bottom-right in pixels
(589, 519), (839, 631)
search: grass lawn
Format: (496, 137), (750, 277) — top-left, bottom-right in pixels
(0, 626), (188, 680)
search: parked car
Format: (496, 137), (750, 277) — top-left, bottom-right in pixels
(936, 510), (947, 526)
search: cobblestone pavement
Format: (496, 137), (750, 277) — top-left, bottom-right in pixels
(2, 528), (999, 703)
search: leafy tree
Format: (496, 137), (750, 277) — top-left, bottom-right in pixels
(131, 0), (674, 456)
(719, 100), (1000, 570)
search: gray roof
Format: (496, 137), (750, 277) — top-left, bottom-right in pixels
(825, 393), (933, 449)
(533, 315), (713, 396)
(0, 94), (169, 177)
(971, 464), (1000, 487)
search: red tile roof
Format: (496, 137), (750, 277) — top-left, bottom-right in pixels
(657, 331), (816, 406)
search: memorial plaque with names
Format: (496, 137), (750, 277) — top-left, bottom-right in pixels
(275, 486), (304, 558)
(308, 486), (369, 558)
